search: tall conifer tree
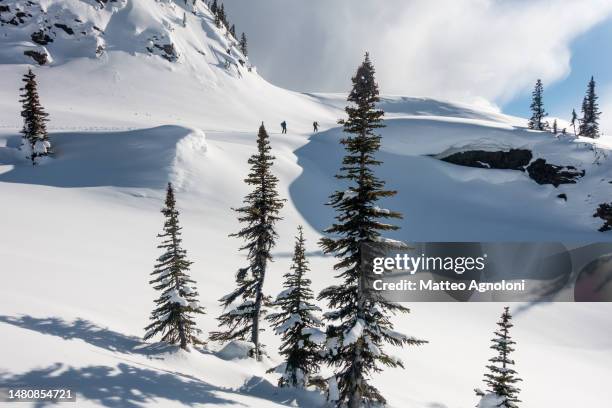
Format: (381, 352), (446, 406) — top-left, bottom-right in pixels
(144, 183), (206, 350)
(267, 226), (323, 388)
(571, 108), (578, 136)
(218, 4), (226, 28)
(210, 124), (285, 361)
(476, 307), (522, 408)
(579, 76), (601, 138)
(318, 53), (426, 408)
(20, 69), (51, 164)
(240, 32), (248, 57)
(528, 79), (547, 131)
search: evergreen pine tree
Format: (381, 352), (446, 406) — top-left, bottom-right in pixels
(476, 307), (522, 408)
(144, 183), (206, 350)
(267, 226), (324, 388)
(318, 53), (426, 408)
(579, 76), (601, 139)
(210, 123), (285, 361)
(182, 12), (187, 27)
(230, 24), (236, 38)
(20, 68), (51, 164)
(552, 119), (558, 135)
(210, 0), (217, 15)
(214, 11), (221, 28)
(240, 32), (248, 57)
(528, 79), (547, 131)
(571, 108), (578, 136)
(218, 4), (226, 28)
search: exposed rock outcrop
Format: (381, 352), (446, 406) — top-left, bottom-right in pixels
(594, 203), (612, 232)
(526, 159), (585, 187)
(54, 23), (74, 35)
(23, 49), (48, 65)
(440, 149), (532, 170)
(439, 149), (585, 187)
(148, 42), (179, 62)
(31, 30), (53, 45)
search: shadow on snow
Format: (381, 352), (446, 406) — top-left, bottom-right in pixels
(0, 315), (325, 407)
(0, 315), (174, 358)
(0, 362), (237, 408)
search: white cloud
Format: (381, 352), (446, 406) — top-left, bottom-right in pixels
(224, 0), (612, 104)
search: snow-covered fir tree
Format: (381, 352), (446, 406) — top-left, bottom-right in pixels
(20, 69), (51, 164)
(579, 76), (601, 139)
(528, 79), (547, 131)
(267, 225), (324, 388)
(144, 183), (206, 350)
(240, 32), (248, 57)
(552, 119), (558, 135)
(475, 307), (522, 408)
(230, 24), (236, 38)
(210, 123), (285, 360)
(218, 4), (227, 28)
(318, 53), (426, 408)
(210, 0), (217, 15)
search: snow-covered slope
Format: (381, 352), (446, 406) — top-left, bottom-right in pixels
(0, 0), (338, 131)
(1, 1), (612, 408)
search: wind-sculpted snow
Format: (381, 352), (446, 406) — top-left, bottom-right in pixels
(0, 125), (202, 188)
(291, 117), (612, 241)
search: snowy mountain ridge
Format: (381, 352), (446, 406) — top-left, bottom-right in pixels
(0, 0), (229, 66)
(0, 0), (337, 133)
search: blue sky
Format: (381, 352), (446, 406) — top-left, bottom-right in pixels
(504, 17), (612, 126)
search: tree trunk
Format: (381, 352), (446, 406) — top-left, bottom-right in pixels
(251, 248), (267, 361)
(251, 289), (262, 360)
(347, 359), (363, 408)
(346, 141), (368, 408)
(178, 318), (187, 350)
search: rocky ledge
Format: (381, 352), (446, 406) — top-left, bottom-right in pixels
(439, 149), (584, 187)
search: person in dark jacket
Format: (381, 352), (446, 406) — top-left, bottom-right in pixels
(313, 121), (319, 132)
(281, 121), (287, 134)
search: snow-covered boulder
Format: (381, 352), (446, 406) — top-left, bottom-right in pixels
(215, 340), (256, 360)
(477, 393), (512, 408)
(33, 140), (51, 155)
